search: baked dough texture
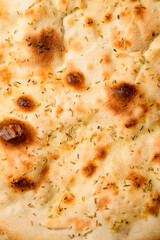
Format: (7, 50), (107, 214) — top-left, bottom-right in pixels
(0, 0), (160, 239)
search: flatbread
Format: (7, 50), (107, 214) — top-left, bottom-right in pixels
(0, 0), (160, 239)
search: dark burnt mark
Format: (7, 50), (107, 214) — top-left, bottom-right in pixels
(125, 119), (137, 128)
(126, 171), (146, 188)
(10, 164), (49, 192)
(0, 119), (35, 147)
(17, 96), (35, 112)
(0, 122), (25, 144)
(104, 13), (112, 22)
(111, 83), (137, 102)
(11, 177), (35, 192)
(107, 82), (138, 114)
(66, 72), (85, 91)
(26, 28), (63, 65)
(82, 162), (97, 178)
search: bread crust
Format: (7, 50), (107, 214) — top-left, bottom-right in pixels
(0, 0), (160, 239)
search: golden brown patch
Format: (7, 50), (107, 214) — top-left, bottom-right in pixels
(97, 197), (109, 210)
(67, 17), (75, 26)
(0, 3), (8, 20)
(103, 54), (111, 64)
(104, 13), (112, 22)
(103, 71), (111, 80)
(11, 177), (35, 192)
(71, 41), (84, 52)
(113, 38), (131, 50)
(96, 179), (119, 196)
(87, 63), (94, 71)
(49, 153), (60, 160)
(82, 162), (97, 178)
(69, 218), (91, 232)
(150, 135), (160, 163)
(65, 72), (85, 91)
(126, 171), (146, 188)
(85, 17), (94, 27)
(60, 0), (67, 5)
(56, 106), (64, 116)
(151, 154), (160, 163)
(0, 67), (12, 83)
(119, 11), (127, 19)
(116, 53), (128, 59)
(75, 102), (86, 114)
(0, 119), (36, 148)
(40, 165), (49, 182)
(133, 5), (146, 18)
(125, 119), (137, 128)
(16, 95), (35, 112)
(63, 193), (75, 203)
(103, 182), (118, 194)
(145, 193), (160, 216)
(25, 28), (63, 65)
(95, 146), (107, 160)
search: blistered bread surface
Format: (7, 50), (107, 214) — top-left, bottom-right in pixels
(0, 0), (160, 240)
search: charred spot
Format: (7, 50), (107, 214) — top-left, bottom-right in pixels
(0, 119), (35, 147)
(126, 172), (146, 188)
(66, 72), (85, 91)
(104, 13), (112, 22)
(110, 83), (137, 103)
(63, 193), (75, 203)
(107, 82), (138, 114)
(0, 122), (25, 144)
(11, 177), (35, 192)
(25, 28), (63, 65)
(125, 119), (137, 128)
(145, 193), (160, 216)
(17, 96), (35, 112)
(85, 17), (94, 26)
(95, 147), (107, 160)
(82, 162), (97, 178)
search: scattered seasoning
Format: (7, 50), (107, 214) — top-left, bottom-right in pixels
(143, 180), (152, 192)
